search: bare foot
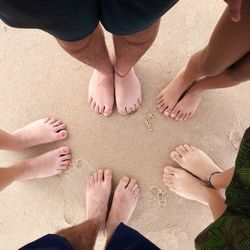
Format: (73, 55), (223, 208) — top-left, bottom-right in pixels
(12, 118), (68, 150)
(86, 169), (112, 227)
(19, 146), (71, 180)
(115, 68), (142, 115)
(88, 70), (114, 117)
(169, 84), (203, 121)
(170, 144), (221, 182)
(157, 68), (192, 117)
(105, 177), (140, 239)
(163, 166), (208, 204)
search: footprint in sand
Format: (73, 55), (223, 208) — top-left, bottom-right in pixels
(150, 186), (168, 207)
(62, 159), (94, 225)
(229, 131), (242, 149)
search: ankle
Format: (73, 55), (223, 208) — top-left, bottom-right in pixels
(114, 64), (132, 77)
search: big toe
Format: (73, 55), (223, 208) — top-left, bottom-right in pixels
(118, 176), (130, 189)
(103, 106), (113, 117)
(57, 130), (68, 140)
(170, 151), (183, 164)
(104, 169), (112, 180)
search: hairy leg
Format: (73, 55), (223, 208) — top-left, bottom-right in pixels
(57, 169), (112, 250)
(113, 20), (160, 115)
(57, 25), (114, 116)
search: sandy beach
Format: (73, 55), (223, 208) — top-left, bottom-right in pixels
(0, 0), (250, 249)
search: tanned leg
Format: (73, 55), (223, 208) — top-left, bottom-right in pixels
(157, 0), (250, 118)
(163, 167), (227, 220)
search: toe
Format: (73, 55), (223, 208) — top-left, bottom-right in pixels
(132, 105), (136, 112)
(159, 103), (168, 113)
(90, 176), (95, 186)
(170, 107), (179, 118)
(104, 169), (112, 180)
(97, 169), (104, 181)
(175, 146), (184, 156)
(133, 188), (140, 198)
(94, 172), (98, 182)
(61, 160), (71, 167)
(43, 117), (50, 123)
(184, 144), (193, 152)
(55, 124), (66, 132)
(90, 101), (96, 111)
(99, 106), (105, 114)
(57, 130), (68, 140)
(94, 104), (100, 114)
(58, 146), (70, 156)
(170, 151), (183, 164)
(125, 107), (132, 114)
(179, 145), (188, 154)
(178, 114), (185, 121)
(52, 120), (63, 127)
(164, 166), (176, 175)
(61, 154), (72, 161)
(164, 107), (173, 117)
(119, 176), (130, 188)
(103, 106), (113, 117)
(47, 118), (56, 124)
(131, 184), (138, 193)
(128, 179), (137, 190)
(175, 112), (183, 121)
(137, 98), (142, 105)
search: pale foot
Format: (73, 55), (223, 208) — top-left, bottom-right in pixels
(170, 144), (221, 182)
(86, 169), (112, 227)
(169, 85), (203, 121)
(157, 68), (192, 117)
(12, 118), (68, 150)
(115, 67), (142, 115)
(88, 70), (114, 117)
(19, 146), (71, 180)
(163, 166), (208, 204)
(105, 177), (140, 239)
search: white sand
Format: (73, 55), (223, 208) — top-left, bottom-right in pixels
(0, 0), (250, 249)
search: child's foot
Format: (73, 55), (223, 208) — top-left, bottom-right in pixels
(170, 144), (221, 182)
(19, 146), (71, 180)
(13, 118), (68, 150)
(169, 84), (203, 121)
(163, 166), (208, 204)
(86, 169), (112, 227)
(157, 68), (192, 117)
(88, 70), (114, 117)
(105, 177), (140, 239)
(115, 68), (142, 116)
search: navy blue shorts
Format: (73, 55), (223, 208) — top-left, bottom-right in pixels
(0, 0), (178, 41)
(19, 223), (160, 250)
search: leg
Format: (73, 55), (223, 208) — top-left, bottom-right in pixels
(0, 118), (67, 150)
(0, 147), (71, 191)
(157, 0), (250, 117)
(57, 25), (114, 117)
(113, 20), (160, 115)
(163, 167), (227, 220)
(57, 169), (112, 250)
(105, 177), (140, 244)
(169, 52), (250, 120)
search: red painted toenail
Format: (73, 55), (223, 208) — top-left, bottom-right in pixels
(62, 132), (65, 136)
(63, 148), (68, 153)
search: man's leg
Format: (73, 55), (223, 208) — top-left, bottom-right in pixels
(57, 25), (114, 117)
(163, 167), (227, 220)
(56, 169), (112, 250)
(20, 170), (112, 250)
(0, 118), (67, 150)
(105, 177), (140, 243)
(0, 147), (71, 191)
(113, 20), (160, 115)
(157, 0), (250, 117)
